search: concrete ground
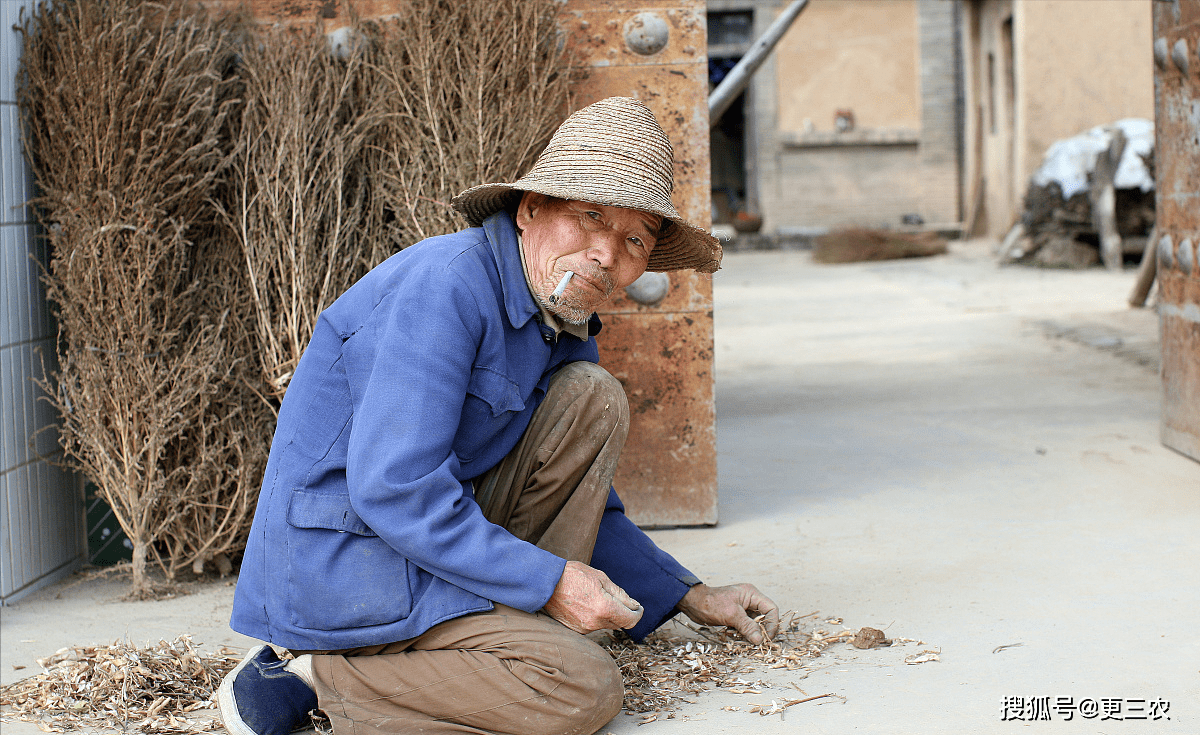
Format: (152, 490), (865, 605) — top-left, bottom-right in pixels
(3, 240), (1198, 734)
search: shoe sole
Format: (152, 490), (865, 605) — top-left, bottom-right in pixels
(217, 644), (269, 735)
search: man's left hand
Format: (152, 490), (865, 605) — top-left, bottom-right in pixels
(676, 583), (780, 645)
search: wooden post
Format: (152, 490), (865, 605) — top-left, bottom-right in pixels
(1091, 128), (1127, 271)
(1128, 228), (1157, 307)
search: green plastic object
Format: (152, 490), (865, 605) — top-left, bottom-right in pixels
(85, 483), (132, 566)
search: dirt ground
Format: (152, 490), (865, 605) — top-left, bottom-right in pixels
(3, 239), (1197, 734)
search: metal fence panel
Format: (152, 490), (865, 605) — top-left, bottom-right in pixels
(0, 0), (85, 603)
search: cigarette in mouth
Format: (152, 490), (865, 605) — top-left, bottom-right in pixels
(548, 271), (574, 304)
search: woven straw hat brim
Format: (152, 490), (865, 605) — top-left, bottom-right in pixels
(452, 181), (721, 274)
(450, 96), (721, 273)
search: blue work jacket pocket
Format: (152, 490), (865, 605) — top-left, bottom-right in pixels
(466, 366), (524, 416)
(284, 490), (413, 631)
(455, 367), (525, 462)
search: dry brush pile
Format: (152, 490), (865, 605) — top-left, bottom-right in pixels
(231, 0), (571, 398)
(17, 0), (262, 596)
(18, 0), (572, 596)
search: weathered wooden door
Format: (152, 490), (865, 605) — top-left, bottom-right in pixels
(1154, 0), (1200, 462)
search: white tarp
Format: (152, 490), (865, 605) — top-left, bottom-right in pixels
(1030, 118), (1155, 200)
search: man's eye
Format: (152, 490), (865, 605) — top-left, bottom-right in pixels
(629, 237), (644, 249)
(585, 211), (602, 220)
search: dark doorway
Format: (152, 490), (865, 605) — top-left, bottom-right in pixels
(707, 10), (755, 228)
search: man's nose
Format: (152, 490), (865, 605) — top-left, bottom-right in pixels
(586, 232), (623, 269)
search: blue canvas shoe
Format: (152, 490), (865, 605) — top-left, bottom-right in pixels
(218, 645), (318, 735)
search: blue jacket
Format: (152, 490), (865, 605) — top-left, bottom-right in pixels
(230, 211), (700, 651)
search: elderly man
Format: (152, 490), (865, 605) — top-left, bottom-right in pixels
(220, 97), (778, 735)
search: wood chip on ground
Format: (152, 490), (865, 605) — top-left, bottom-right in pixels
(599, 612), (913, 717)
(0, 635), (240, 733)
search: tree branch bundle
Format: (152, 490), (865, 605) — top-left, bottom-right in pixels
(18, 0), (572, 595)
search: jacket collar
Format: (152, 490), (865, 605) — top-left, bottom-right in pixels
(482, 209), (603, 339)
(483, 210), (539, 331)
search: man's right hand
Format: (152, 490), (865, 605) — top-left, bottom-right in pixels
(543, 560), (644, 634)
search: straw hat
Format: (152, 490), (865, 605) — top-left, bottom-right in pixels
(451, 97), (721, 273)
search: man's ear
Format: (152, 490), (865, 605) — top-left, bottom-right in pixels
(515, 192), (546, 229)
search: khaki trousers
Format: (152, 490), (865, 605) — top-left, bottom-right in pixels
(303, 362), (630, 735)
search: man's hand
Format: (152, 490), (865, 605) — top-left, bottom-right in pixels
(676, 583), (780, 645)
(544, 560), (644, 635)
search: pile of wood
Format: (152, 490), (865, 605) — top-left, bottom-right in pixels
(1003, 132), (1155, 269)
(1005, 182), (1155, 269)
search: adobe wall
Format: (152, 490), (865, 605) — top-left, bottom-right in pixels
(774, 0), (919, 135)
(760, 0), (960, 232)
(1014, 0), (1155, 194)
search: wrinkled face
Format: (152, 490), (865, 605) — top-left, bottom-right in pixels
(516, 193), (660, 325)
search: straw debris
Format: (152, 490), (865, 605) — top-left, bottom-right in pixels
(599, 613), (886, 717)
(0, 636), (240, 734)
(1, 619), (931, 729)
